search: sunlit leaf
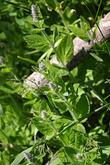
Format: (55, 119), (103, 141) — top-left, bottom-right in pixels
(56, 34), (73, 65)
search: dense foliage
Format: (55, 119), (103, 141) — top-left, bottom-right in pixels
(0, 0), (110, 164)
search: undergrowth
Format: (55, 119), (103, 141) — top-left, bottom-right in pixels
(0, 0), (110, 164)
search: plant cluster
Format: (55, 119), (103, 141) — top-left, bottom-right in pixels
(0, 0), (110, 164)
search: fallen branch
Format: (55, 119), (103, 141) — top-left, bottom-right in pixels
(67, 12), (110, 70)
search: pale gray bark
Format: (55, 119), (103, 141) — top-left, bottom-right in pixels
(67, 12), (110, 70)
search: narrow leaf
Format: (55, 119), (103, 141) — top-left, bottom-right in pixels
(11, 147), (32, 165)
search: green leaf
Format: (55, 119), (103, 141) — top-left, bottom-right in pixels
(69, 24), (89, 41)
(52, 97), (67, 114)
(25, 34), (49, 52)
(45, 60), (66, 84)
(0, 32), (6, 40)
(102, 145), (110, 156)
(56, 34), (73, 65)
(33, 117), (55, 140)
(45, 0), (56, 9)
(76, 94), (90, 118)
(17, 56), (37, 65)
(1, 67), (12, 73)
(74, 123), (86, 134)
(50, 149), (66, 165)
(91, 90), (103, 102)
(0, 104), (3, 116)
(11, 147), (32, 165)
(60, 123), (86, 147)
(90, 53), (103, 62)
(0, 86), (14, 94)
(0, 129), (8, 144)
(38, 38), (62, 61)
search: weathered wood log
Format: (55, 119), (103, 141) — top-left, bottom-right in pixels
(67, 12), (110, 70)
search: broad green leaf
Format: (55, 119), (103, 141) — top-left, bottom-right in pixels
(38, 38), (62, 62)
(64, 147), (86, 164)
(45, 60), (66, 84)
(52, 98), (67, 113)
(25, 34), (49, 52)
(76, 94), (90, 118)
(11, 147), (32, 165)
(45, 0), (56, 9)
(0, 86), (14, 94)
(69, 24), (89, 41)
(33, 117), (55, 140)
(56, 34), (73, 65)
(60, 123), (86, 147)
(102, 145), (110, 156)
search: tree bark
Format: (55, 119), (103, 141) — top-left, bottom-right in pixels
(67, 12), (110, 70)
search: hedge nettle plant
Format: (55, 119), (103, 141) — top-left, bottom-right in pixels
(1, 0), (110, 165)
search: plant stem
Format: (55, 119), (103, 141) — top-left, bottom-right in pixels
(53, 0), (70, 33)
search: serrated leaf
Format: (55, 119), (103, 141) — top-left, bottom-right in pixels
(60, 123), (86, 147)
(25, 34), (49, 52)
(33, 117), (55, 140)
(69, 24), (89, 41)
(56, 34), (73, 65)
(0, 86), (14, 94)
(38, 38), (62, 62)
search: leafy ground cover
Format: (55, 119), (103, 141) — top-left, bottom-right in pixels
(0, 0), (110, 164)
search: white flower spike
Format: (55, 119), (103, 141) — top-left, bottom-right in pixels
(31, 4), (38, 22)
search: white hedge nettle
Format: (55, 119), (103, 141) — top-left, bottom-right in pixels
(31, 4), (38, 22)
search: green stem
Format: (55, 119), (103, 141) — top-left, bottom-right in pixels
(94, 0), (103, 21)
(36, 19), (59, 60)
(53, 0), (70, 33)
(58, 102), (110, 136)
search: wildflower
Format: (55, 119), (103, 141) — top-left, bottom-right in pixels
(31, 4), (38, 22)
